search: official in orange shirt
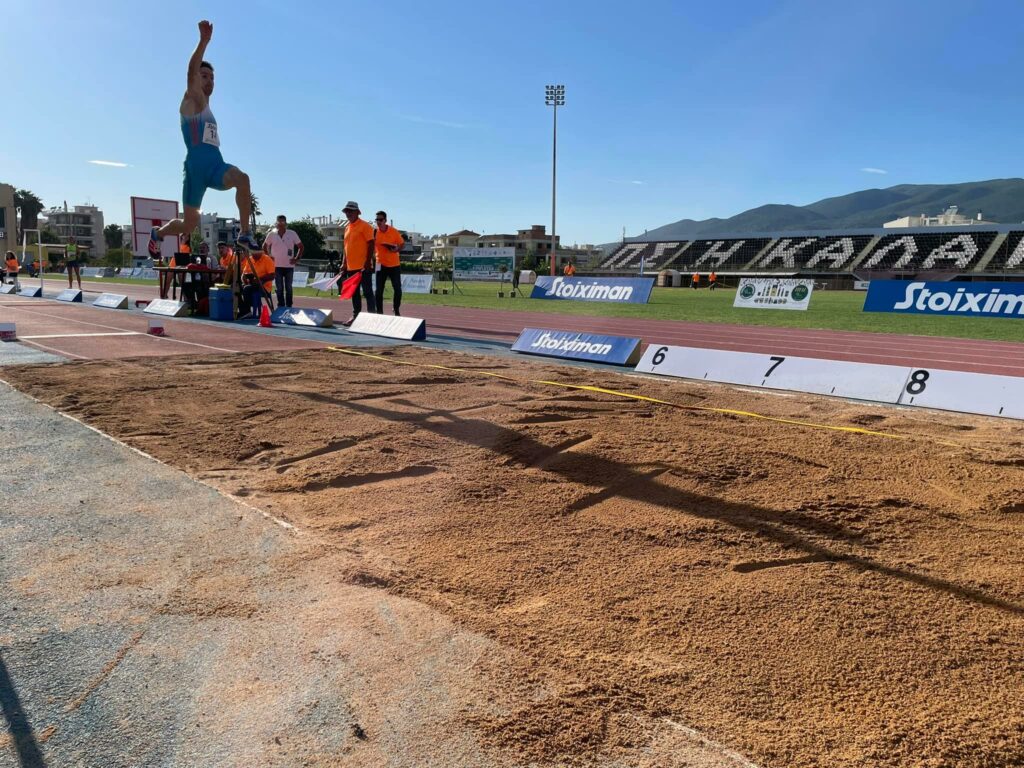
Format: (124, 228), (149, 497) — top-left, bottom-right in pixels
(4, 252), (20, 291)
(341, 200), (375, 325)
(373, 211), (405, 315)
(563, 261), (576, 276)
(241, 248), (275, 318)
(692, 271), (700, 289)
(709, 270), (718, 291)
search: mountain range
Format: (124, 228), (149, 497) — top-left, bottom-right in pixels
(630, 178), (1024, 241)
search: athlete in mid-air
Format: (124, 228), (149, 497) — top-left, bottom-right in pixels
(149, 20), (258, 256)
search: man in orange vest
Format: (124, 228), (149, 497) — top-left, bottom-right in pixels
(373, 210), (405, 315)
(4, 252), (20, 291)
(563, 260), (576, 276)
(709, 271), (717, 291)
(340, 201), (375, 325)
(692, 271), (700, 289)
(240, 248), (275, 318)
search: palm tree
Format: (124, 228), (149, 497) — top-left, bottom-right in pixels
(249, 192), (262, 232)
(14, 189), (44, 235)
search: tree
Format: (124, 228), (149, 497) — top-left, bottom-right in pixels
(104, 223), (123, 251)
(249, 193), (262, 233)
(288, 220), (326, 261)
(39, 226), (61, 245)
(14, 189), (44, 234)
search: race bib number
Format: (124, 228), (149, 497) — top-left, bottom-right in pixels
(202, 122), (220, 147)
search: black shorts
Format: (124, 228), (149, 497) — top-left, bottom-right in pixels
(66, 261), (80, 269)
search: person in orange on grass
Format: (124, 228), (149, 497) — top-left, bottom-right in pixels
(692, 271), (700, 289)
(373, 211), (404, 315)
(709, 270), (717, 291)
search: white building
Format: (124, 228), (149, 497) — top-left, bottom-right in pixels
(884, 206), (993, 228)
(200, 212), (240, 250)
(42, 204), (106, 258)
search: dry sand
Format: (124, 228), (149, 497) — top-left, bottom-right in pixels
(5, 345), (1024, 767)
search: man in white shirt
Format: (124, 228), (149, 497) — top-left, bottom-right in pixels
(263, 215), (304, 308)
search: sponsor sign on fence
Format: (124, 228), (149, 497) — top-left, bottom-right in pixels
(453, 247), (514, 281)
(531, 276), (654, 304)
(734, 278), (814, 310)
(864, 280), (1024, 319)
(369, 273), (434, 294)
(512, 328), (643, 365)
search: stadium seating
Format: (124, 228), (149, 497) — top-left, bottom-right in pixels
(664, 238), (772, 271)
(755, 235), (875, 271)
(985, 231), (1024, 271)
(597, 228), (1024, 277)
(858, 232), (997, 271)
(598, 241), (686, 271)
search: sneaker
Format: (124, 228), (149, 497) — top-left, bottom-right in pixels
(235, 233), (259, 250)
(393, 309), (400, 316)
(148, 227), (162, 256)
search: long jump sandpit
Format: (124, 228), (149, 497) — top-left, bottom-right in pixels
(3, 345), (1023, 767)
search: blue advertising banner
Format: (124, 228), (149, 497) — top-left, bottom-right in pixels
(864, 280), (1024, 318)
(511, 328), (643, 365)
(531, 276), (654, 303)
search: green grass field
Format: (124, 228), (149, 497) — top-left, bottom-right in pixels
(40, 273), (1023, 342)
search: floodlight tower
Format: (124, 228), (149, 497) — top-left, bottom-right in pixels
(544, 84), (565, 276)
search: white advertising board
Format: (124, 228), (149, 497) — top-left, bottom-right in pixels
(734, 278), (814, 311)
(131, 196), (180, 262)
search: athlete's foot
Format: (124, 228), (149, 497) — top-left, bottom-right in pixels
(393, 308), (400, 316)
(235, 233), (259, 250)
(148, 227), (163, 256)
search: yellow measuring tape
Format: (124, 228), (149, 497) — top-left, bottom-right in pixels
(326, 346), (951, 445)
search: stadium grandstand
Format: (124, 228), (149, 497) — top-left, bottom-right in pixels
(596, 225), (1024, 284)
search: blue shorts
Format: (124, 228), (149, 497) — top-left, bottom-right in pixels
(182, 148), (233, 209)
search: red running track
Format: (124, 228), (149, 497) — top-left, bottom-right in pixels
(4, 278), (1024, 377)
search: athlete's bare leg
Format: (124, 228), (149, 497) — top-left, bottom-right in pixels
(222, 167), (252, 234)
(156, 207), (201, 241)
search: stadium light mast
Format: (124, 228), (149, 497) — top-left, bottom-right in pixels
(545, 84), (565, 277)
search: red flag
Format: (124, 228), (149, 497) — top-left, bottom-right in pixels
(339, 272), (363, 300)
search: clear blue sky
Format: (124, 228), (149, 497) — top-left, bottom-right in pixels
(4, 0), (1024, 244)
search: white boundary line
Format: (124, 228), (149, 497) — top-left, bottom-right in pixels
(0, 379), (300, 535)
(17, 339), (89, 360)
(1, 304), (242, 354)
(662, 719), (763, 768)
(22, 332), (142, 339)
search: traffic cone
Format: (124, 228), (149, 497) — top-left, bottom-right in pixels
(258, 305), (272, 327)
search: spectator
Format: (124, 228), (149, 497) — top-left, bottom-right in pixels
(691, 271), (700, 289)
(340, 201), (375, 325)
(263, 214), (304, 308)
(563, 260), (576, 276)
(30, 259), (40, 278)
(373, 211), (404, 315)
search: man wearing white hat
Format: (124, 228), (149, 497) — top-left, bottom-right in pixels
(341, 201), (375, 325)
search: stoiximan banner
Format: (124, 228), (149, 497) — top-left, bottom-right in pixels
(531, 276), (654, 304)
(734, 277), (814, 311)
(864, 280), (1024, 318)
(511, 328), (643, 365)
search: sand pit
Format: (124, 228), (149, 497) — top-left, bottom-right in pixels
(4, 346), (1024, 767)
